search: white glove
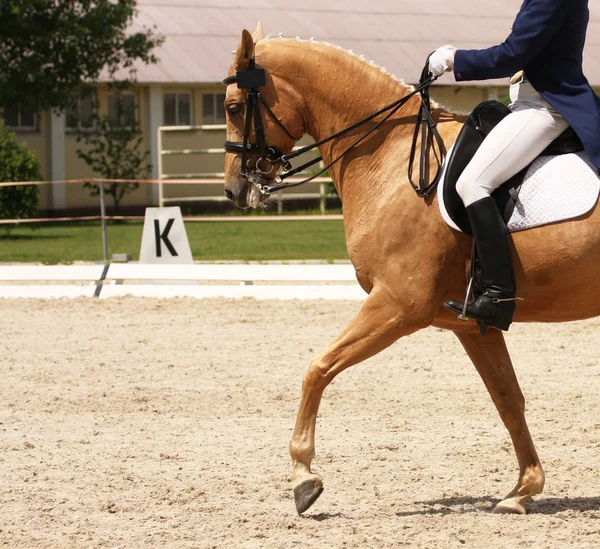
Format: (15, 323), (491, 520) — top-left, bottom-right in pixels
(429, 45), (457, 77)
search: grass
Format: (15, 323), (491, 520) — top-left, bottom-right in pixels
(0, 219), (349, 263)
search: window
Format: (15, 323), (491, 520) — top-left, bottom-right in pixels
(164, 92), (192, 126)
(202, 93), (226, 125)
(107, 93), (137, 127)
(66, 93), (95, 130)
(3, 104), (37, 131)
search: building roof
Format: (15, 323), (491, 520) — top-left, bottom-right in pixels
(120, 0), (600, 86)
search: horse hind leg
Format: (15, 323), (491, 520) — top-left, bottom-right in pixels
(289, 287), (429, 514)
(455, 329), (545, 514)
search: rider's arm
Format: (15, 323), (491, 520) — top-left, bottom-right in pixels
(453, 0), (570, 82)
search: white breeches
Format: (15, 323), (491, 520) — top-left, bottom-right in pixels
(456, 79), (570, 206)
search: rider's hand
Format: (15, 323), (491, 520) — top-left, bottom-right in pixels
(429, 45), (457, 77)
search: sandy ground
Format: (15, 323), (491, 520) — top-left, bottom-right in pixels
(1, 297), (600, 549)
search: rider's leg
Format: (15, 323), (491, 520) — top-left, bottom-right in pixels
(446, 85), (569, 330)
(456, 100), (569, 206)
(447, 197), (518, 330)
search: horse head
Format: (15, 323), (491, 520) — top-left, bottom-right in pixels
(223, 24), (307, 208)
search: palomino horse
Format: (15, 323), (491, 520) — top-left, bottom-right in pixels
(223, 26), (600, 515)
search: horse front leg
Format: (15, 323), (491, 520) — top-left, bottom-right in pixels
(455, 329), (544, 514)
(290, 287), (429, 514)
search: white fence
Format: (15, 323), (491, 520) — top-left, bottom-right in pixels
(0, 264), (366, 300)
(157, 125), (334, 214)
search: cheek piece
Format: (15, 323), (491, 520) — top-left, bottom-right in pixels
(224, 56), (296, 183)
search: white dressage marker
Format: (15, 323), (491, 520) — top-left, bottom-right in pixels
(139, 207), (193, 264)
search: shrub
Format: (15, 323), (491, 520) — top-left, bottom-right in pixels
(0, 123), (41, 221)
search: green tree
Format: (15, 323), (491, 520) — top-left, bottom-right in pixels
(0, 0), (163, 112)
(76, 93), (150, 214)
(0, 124), (41, 222)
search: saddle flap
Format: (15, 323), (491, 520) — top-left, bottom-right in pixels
(443, 101), (511, 234)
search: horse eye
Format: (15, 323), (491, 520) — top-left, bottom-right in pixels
(227, 103), (243, 115)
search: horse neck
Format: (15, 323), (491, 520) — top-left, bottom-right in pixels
(262, 41), (418, 142)
(257, 40), (460, 248)
(259, 40), (445, 214)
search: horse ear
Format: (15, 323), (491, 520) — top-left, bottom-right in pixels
(234, 29), (255, 71)
(252, 21), (264, 42)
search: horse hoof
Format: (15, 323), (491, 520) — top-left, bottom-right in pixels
(493, 500), (527, 515)
(293, 477), (324, 514)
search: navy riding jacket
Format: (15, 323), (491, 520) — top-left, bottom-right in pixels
(454, 0), (600, 173)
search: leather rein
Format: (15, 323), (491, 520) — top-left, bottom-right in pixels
(223, 58), (446, 198)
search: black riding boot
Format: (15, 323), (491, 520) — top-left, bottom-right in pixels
(445, 197), (517, 331)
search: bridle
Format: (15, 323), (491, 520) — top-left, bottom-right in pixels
(223, 55), (297, 180)
(223, 55), (446, 198)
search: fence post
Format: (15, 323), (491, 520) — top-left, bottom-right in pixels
(98, 179), (109, 264)
(320, 183), (326, 215)
(157, 127), (164, 207)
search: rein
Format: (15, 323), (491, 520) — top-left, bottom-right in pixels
(223, 57), (446, 198)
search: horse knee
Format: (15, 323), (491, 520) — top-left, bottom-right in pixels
(303, 357), (335, 391)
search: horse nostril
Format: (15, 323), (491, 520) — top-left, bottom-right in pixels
(224, 189), (235, 201)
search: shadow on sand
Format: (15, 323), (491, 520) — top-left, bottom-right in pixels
(304, 512), (345, 521)
(395, 495), (600, 517)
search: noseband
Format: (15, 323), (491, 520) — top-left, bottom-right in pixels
(223, 56), (445, 198)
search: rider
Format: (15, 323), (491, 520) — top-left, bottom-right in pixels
(429, 0), (600, 331)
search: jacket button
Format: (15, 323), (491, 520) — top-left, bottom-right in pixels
(456, 73), (462, 80)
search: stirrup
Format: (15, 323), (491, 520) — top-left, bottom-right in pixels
(457, 239), (477, 322)
(457, 275), (475, 322)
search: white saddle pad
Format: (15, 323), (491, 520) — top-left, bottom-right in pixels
(438, 149), (600, 233)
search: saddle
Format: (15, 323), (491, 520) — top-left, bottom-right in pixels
(443, 100), (584, 234)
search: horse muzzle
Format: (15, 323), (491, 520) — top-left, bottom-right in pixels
(224, 173), (269, 209)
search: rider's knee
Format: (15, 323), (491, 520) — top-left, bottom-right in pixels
(456, 175), (490, 206)
(456, 175), (472, 204)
